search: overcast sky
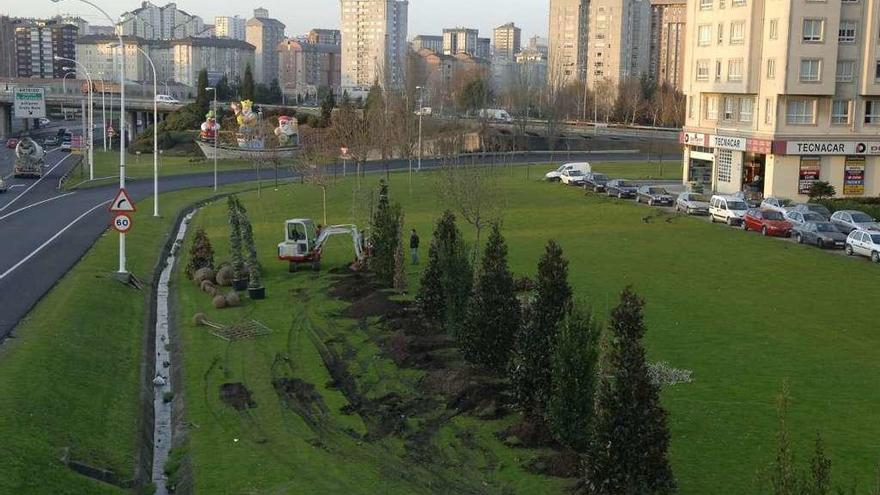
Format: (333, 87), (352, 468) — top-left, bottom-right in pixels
(8, 0), (550, 40)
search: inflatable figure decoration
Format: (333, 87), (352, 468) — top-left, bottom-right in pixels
(199, 110), (220, 141)
(274, 116), (299, 147)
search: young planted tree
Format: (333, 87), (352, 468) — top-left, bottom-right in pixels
(583, 287), (676, 495)
(227, 196), (246, 284)
(319, 87), (336, 123)
(417, 211), (472, 331)
(393, 217), (407, 293)
(459, 223), (520, 370)
(369, 180), (403, 286)
(235, 201), (262, 291)
(333, 91), (371, 186)
(195, 69), (210, 113)
(511, 240), (572, 416)
(242, 64), (255, 101)
(186, 228), (215, 279)
(438, 161), (502, 264)
(547, 305), (599, 453)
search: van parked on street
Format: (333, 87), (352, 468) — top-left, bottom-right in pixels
(709, 195), (749, 226)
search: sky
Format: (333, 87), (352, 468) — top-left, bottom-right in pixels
(7, 0), (550, 40)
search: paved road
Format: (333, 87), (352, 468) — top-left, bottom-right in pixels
(0, 149), (680, 340)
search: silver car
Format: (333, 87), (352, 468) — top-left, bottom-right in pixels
(760, 197), (796, 214)
(830, 210), (880, 233)
(675, 192), (710, 215)
(784, 210), (827, 226)
(792, 222), (848, 249)
(635, 186), (674, 206)
(792, 203), (832, 218)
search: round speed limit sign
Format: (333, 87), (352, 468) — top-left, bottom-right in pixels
(112, 213), (133, 233)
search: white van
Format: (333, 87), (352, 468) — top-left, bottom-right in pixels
(546, 162), (591, 182)
(709, 195), (750, 226)
(155, 94), (181, 104)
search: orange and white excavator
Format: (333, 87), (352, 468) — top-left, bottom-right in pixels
(277, 219), (367, 272)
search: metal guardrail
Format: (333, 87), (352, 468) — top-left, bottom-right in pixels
(57, 155), (84, 190)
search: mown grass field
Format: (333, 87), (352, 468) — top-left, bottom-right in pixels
(0, 182), (256, 494)
(176, 165), (879, 494)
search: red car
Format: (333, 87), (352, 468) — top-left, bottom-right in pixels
(742, 209), (793, 237)
(6, 138), (18, 149)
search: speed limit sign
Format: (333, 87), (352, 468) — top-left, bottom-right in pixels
(111, 213), (133, 233)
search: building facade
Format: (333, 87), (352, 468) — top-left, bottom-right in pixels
(681, 0), (880, 199)
(412, 35), (443, 53)
(119, 2), (207, 40)
(278, 38), (341, 101)
(215, 16), (246, 40)
(308, 28), (341, 45)
(443, 27), (478, 56)
(340, 0), (409, 90)
(75, 35), (153, 83)
(493, 22), (522, 61)
(649, 0), (686, 90)
(0, 16), (16, 78)
(170, 37), (255, 87)
(246, 8), (286, 85)
(14, 20), (78, 79)
(516, 45), (549, 86)
(586, 0), (652, 89)
(548, 0), (589, 86)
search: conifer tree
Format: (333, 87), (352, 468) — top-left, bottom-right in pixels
(548, 305), (599, 453)
(369, 180), (402, 286)
(242, 64), (255, 101)
(417, 211), (472, 330)
(393, 217), (407, 293)
(583, 287), (676, 495)
(459, 223), (520, 369)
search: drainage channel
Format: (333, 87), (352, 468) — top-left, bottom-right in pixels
(151, 209), (196, 494)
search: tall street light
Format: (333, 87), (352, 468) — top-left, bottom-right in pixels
(416, 85), (424, 172)
(61, 70), (75, 119)
(51, 0), (128, 275)
(205, 87), (218, 191)
(98, 71), (107, 152)
(56, 57), (95, 180)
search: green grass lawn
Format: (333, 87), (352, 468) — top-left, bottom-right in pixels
(176, 167), (879, 494)
(0, 182), (257, 494)
(590, 160), (681, 180)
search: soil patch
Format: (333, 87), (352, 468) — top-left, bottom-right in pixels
(342, 291), (403, 319)
(500, 418), (559, 449)
(329, 272), (382, 302)
(525, 450), (582, 478)
(272, 378), (329, 429)
(219, 383), (256, 411)
(419, 367), (510, 418)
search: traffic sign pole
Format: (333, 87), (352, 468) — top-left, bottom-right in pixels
(109, 189), (136, 278)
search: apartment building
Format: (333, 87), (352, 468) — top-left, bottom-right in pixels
(119, 2), (207, 40)
(246, 8), (286, 85)
(278, 38), (341, 101)
(548, 0), (589, 85)
(308, 29), (342, 45)
(14, 20), (78, 79)
(340, 0), (409, 90)
(681, 0), (880, 199)
(494, 22), (522, 61)
(1, 16), (18, 78)
(215, 16), (246, 41)
(412, 35), (444, 53)
(649, 0), (687, 90)
(586, 0), (652, 89)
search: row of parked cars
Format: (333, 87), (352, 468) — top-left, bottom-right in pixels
(546, 163), (880, 263)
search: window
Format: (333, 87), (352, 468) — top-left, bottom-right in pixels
(716, 60), (723, 80)
(730, 22), (745, 44)
(740, 98), (754, 122)
(717, 150), (733, 182)
(766, 58), (776, 79)
(723, 97), (735, 119)
(696, 59), (710, 80)
(769, 19), (779, 39)
(802, 19), (824, 42)
(837, 60), (855, 82)
(865, 100), (880, 124)
(700, 0), (713, 9)
(728, 59), (744, 81)
(698, 24), (712, 46)
(786, 99), (815, 124)
(717, 23), (724, 44)
(799, 59), (822, 82)
(842, 0), (859, 3)
(706, 96), (719, 120)
(876, 61), (880, 81)
(839, 21), (857, 43)
(831, 100), (850, 124)
(764, 98), (773, 124)
(733, 0), (746, 5)
(688, 96), (694, 118)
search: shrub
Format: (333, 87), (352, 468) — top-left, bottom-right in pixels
(186, 230), (215, 280)
(212, 295), (227, 309)
(224, 291), (241, 307)
(216, 265), (234, 287)
(808, 181), (836, 201)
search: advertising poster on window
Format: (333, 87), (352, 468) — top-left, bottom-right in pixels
(844, 156), (865, 196)
(798, 156), (821, 195)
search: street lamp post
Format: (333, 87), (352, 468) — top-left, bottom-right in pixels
(52, 0), (128, 275)
(205, 87), (218, 191)
(57, 57), (95, 180)
(416, 85), (424, 172)
(98, 71), (107, 152)
(61, 71), (74, 119)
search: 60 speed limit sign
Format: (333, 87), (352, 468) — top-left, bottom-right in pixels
(112, 214), (133, 233)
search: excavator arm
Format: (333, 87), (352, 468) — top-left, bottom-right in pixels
(313, 225), (366, 262)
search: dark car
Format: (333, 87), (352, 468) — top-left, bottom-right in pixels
(742, 209), (793, 237)
(635, 186), (674, 206)
(792, 203), (832, 219)
(583, 172), (610, 193)
(6, 138), (18, 149)
(792, 222), (848, 249)
(605, 179), (638, 199)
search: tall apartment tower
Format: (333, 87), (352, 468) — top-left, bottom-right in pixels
(340, 0), (409, 90)
(443, 27), (479, 56)
(681, 0), (880, 199)
(246, 8), (286, 85)
(649, 0), (686, 90)
(14, 20), (78, 79)
(0, 16), (16, 78)
(493, 22), (522, 61)
(585, 0), (651, 89)
(118, 2), (206, 40)
(548, 0), (589, 86)
(215, 16), (246, 40)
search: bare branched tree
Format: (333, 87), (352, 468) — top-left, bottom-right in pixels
(291, 126), (337, 224)
(437, 160), (502, 263)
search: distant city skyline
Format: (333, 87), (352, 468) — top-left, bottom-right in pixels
(4, 0), (550, 40)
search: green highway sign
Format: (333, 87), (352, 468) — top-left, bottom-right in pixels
(14, 87), (46, 119)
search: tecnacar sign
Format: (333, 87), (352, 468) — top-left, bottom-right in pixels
(785, 141), (880, 155)
(710, 135), (747, 151)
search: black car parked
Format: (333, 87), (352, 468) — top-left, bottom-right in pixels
(605, 179), (638, 199)
(583, 172), (611, 193)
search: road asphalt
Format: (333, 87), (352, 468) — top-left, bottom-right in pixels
(0, 147), (679, 340)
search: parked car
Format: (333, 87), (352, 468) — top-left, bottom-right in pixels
(546, 162), (590, 182)
(709, 195), (749, 225)
(845, 230), (880, 262)
(635, 186), (674, 206)
(38, 118), (51, 126)
(582, 172), (610, 193)
(605, 179), (638, 199)
(42, 135), (60, 147)
(675, 192), (710, 215)
(155, 94), (181, 104)
(793, 222), (848, 249)
(792, 203), (832, 219)
(6, 138), (18, 149)
(784, 210), (827, 226)
(560, 168), (587, 186)
(761, 197), (796, 213)
(830, 210), (880, 233)
(742, 209), (793, 237)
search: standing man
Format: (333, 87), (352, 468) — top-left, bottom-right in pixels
(409, 229), (420, 265)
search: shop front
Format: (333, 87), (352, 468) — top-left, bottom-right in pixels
(763, 140), (880, 200)
(680, 133), (772, 198)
